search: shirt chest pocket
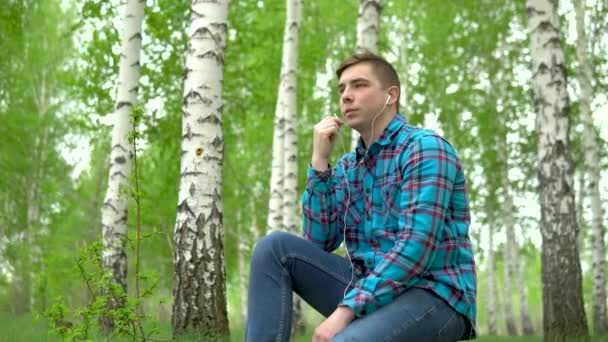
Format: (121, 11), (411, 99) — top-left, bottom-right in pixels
(381, 175), (403, 222)
(343, 191), (365, 228)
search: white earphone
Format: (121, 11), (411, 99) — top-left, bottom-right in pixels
(385, 94), (391, 105)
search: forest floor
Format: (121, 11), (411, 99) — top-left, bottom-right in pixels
(2, 313), (606, 342)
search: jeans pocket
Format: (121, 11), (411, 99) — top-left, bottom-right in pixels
(435, 312), (465, 342)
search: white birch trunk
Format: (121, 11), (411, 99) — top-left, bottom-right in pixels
(502, 229), (518, 336)
(351, 0), (384, 150)
(526, 0), (589, 338)
(575, 0), (608, 334)
(267, 81), (285, 233)
(26, 184), (40, 312)
(282, 0), (302, 236)
(502, 174), (534, 335)
(172, 0), (230, 337)
(577, 170), (586, 255)
(487, 221), (498, 335)
(514, 241), (535, 335)
(276, 0), (307, 334)
(99, 0), (144, 331)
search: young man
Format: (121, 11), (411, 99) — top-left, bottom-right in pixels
(246, 51), (476, 342)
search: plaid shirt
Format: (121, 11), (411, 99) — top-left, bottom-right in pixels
(302, 113), (476, 331)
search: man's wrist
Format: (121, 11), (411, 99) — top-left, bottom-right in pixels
(311, 157), (329, 171)
(333, 306), (355, 323)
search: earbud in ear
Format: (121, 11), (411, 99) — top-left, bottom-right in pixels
(385, 95), (391, 105)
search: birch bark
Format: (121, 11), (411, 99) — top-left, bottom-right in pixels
(486, 220), (498, 335)
(526, 0), (589, 338)
(172, 0), (230, 337)
(575, 0), (607, 334)
(351, 0), (384, 150)
(99, 0), (144, 332)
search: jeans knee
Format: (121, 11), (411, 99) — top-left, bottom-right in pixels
(251, 231), (292, 265)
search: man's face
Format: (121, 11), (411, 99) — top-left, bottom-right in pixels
(338, 62), (387, 132)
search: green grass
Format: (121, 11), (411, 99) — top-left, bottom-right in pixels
(1, 314), (606, 342)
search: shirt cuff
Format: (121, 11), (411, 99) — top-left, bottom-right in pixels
(306, 164), (332, 192)
(340, 288), (368, 317)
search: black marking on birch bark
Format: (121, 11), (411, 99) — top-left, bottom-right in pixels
(362, 0), (383, 14)
(191, 27), (216, 42)
(177, 198), (197, 218)
(189, 182), (196, 196)
(211, 136), (223, 147)
(526, 6), (546, 17)
(115, 156), (127, 164)
(190, 8), (205, 20)
(203, 155), (222, 163)
(116, 101), (132, 110)
(181, 132), (204, 139)
(128, 85), (139, 94)
(183, 171), (204, 177)
(112, 144), (128, 152)
(182, 68), (191, 81)
(193, 0), (219, 6)
(111, 170), (128, 179)
(197, 50), (224, 64)
(183, 89), (204, 106)
(129, 32), (142, 42)
(201, 96), (213, 106)
(363, 26), (379, 36)
(113, 215), (127, 225)
(211, 22), (227, 38)
(197, 114), (220, 125)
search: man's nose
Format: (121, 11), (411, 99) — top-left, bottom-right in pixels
(341, 90), (353, 103)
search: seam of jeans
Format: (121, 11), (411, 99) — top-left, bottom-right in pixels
(382, 294), (443, 342)
(435, 311), (458, 342)
(276, 267), (288, 342)
(285, 253), (354, 286)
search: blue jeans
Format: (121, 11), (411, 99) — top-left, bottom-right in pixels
(246, 231), (467, 341)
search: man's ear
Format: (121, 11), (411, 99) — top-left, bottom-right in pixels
(387, 86), (400, 105)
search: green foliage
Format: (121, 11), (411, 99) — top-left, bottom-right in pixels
(43, 106), (168, 341)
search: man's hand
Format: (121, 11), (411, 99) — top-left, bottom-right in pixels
(312, 306), (355, 342)
(312, 116), (344, 171)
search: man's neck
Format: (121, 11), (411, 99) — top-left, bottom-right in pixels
(359, 112), (396, 147)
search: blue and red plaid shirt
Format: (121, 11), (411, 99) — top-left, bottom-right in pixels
(302, 113), (476, 331)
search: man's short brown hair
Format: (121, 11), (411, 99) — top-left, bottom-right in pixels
(336, 50), (401, 94)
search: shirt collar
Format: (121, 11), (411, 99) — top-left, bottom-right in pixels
(355, 113), (407, 159)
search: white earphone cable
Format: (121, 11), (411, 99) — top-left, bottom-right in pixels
(333, 95), (390, 299)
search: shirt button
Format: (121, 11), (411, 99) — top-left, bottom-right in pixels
(365, 188), (370, 194)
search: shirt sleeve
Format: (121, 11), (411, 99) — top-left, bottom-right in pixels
(301, 164), (343, 252)
(340, 134), (460, 316)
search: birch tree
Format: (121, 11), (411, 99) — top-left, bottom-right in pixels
(503, 180), (535, 335)
(351, 0), (384, 149)
(172, 0), (230, 338)
(271, 0), (306, 333)
(575, 0), (607, 334)
(99, 0), (144, 332)
(526, 0), (589, 339)
(486, 220), (498, 335)
(266, 81), (285, 233)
